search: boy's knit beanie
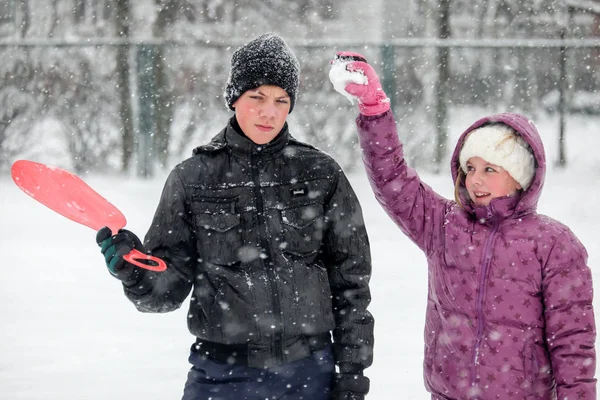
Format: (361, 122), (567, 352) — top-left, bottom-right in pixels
(224, 33), (300, 113)
(459, 123), (535, 190)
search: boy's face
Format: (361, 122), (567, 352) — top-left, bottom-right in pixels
(232, 85), (291, 144)
(464, 156), (522, 206)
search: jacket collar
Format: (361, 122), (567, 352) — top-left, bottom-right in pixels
(225, 116), (289, 158)
(469, 194), (523, 224)
(193, 116), (290, 158)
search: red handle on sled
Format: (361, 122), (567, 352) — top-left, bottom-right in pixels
(122, 249), (166, 272)
(10, 160), (166, 272)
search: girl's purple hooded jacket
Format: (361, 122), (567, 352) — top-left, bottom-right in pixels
(356, 110), (596, 399)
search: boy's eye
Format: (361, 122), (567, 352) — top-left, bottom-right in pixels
(277, 99), (289, 104)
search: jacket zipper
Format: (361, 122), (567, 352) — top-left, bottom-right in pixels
(470, 209), (500, 391)
(250, 154), (284, 362)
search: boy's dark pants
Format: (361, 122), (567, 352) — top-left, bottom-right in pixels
(182, 345), (335, 400)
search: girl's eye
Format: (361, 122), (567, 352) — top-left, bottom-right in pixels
(485, 167), (496, 173)
(466, 165), (474, 172)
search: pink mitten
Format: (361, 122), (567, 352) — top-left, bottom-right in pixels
(330, 52), (390, 116)
(345, 61), (390, 116)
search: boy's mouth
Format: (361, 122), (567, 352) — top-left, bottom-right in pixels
(255, 124), (273, 132)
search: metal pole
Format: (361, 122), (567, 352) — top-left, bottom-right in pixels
(136, 44), (156, 178)
(435, 0), (451, 173)
(557, 27), (569, 167)
(381, 44), (396, 112)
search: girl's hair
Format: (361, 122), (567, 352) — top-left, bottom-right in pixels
(454, 169), (467, 208)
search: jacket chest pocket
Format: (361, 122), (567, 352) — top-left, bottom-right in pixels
(279, 204), (324, 257)
(193, 200), (243, 266)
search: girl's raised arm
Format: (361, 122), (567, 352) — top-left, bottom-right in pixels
(330, 53), (452, 254)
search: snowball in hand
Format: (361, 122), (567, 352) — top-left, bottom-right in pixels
(329, 59), (368, 105)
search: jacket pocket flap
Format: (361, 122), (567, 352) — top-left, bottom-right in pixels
(196, 213), (240, 233)
(281, 205), (322, 229)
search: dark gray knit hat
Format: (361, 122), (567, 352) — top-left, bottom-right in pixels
(225, 33), (300, 113)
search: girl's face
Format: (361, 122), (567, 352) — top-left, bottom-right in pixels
(464, 157), (522, 206)
(232, 85), (291, 144)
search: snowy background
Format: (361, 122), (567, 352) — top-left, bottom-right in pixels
(1, 108), (599, 399)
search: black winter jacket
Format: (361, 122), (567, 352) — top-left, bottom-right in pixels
(123, 118), (373, 372)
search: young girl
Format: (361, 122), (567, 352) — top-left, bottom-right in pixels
(330, 52), (596, 399)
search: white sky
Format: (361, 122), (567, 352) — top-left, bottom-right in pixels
(1, 108), (599, 399)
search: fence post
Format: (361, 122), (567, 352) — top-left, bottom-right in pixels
(135, 44), (156, 178)
(381, 44), (396, 112)
(557, 27), (569, 167)
(435, 0), (451, 173)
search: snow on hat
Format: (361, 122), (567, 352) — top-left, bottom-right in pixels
(225, 33), (300, 113)
(459, 123), (535, 190)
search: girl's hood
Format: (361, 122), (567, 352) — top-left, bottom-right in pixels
(450, 113), (546, 215)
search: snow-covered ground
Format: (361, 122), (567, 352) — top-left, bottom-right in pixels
(1, 109), (599, 399)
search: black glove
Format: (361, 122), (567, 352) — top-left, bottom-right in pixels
(332, 363), (370, 400)
(96, 226), (144, 282)
(332, 392), (365, 400)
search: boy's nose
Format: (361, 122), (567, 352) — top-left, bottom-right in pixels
(260, 104), (277, 119)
